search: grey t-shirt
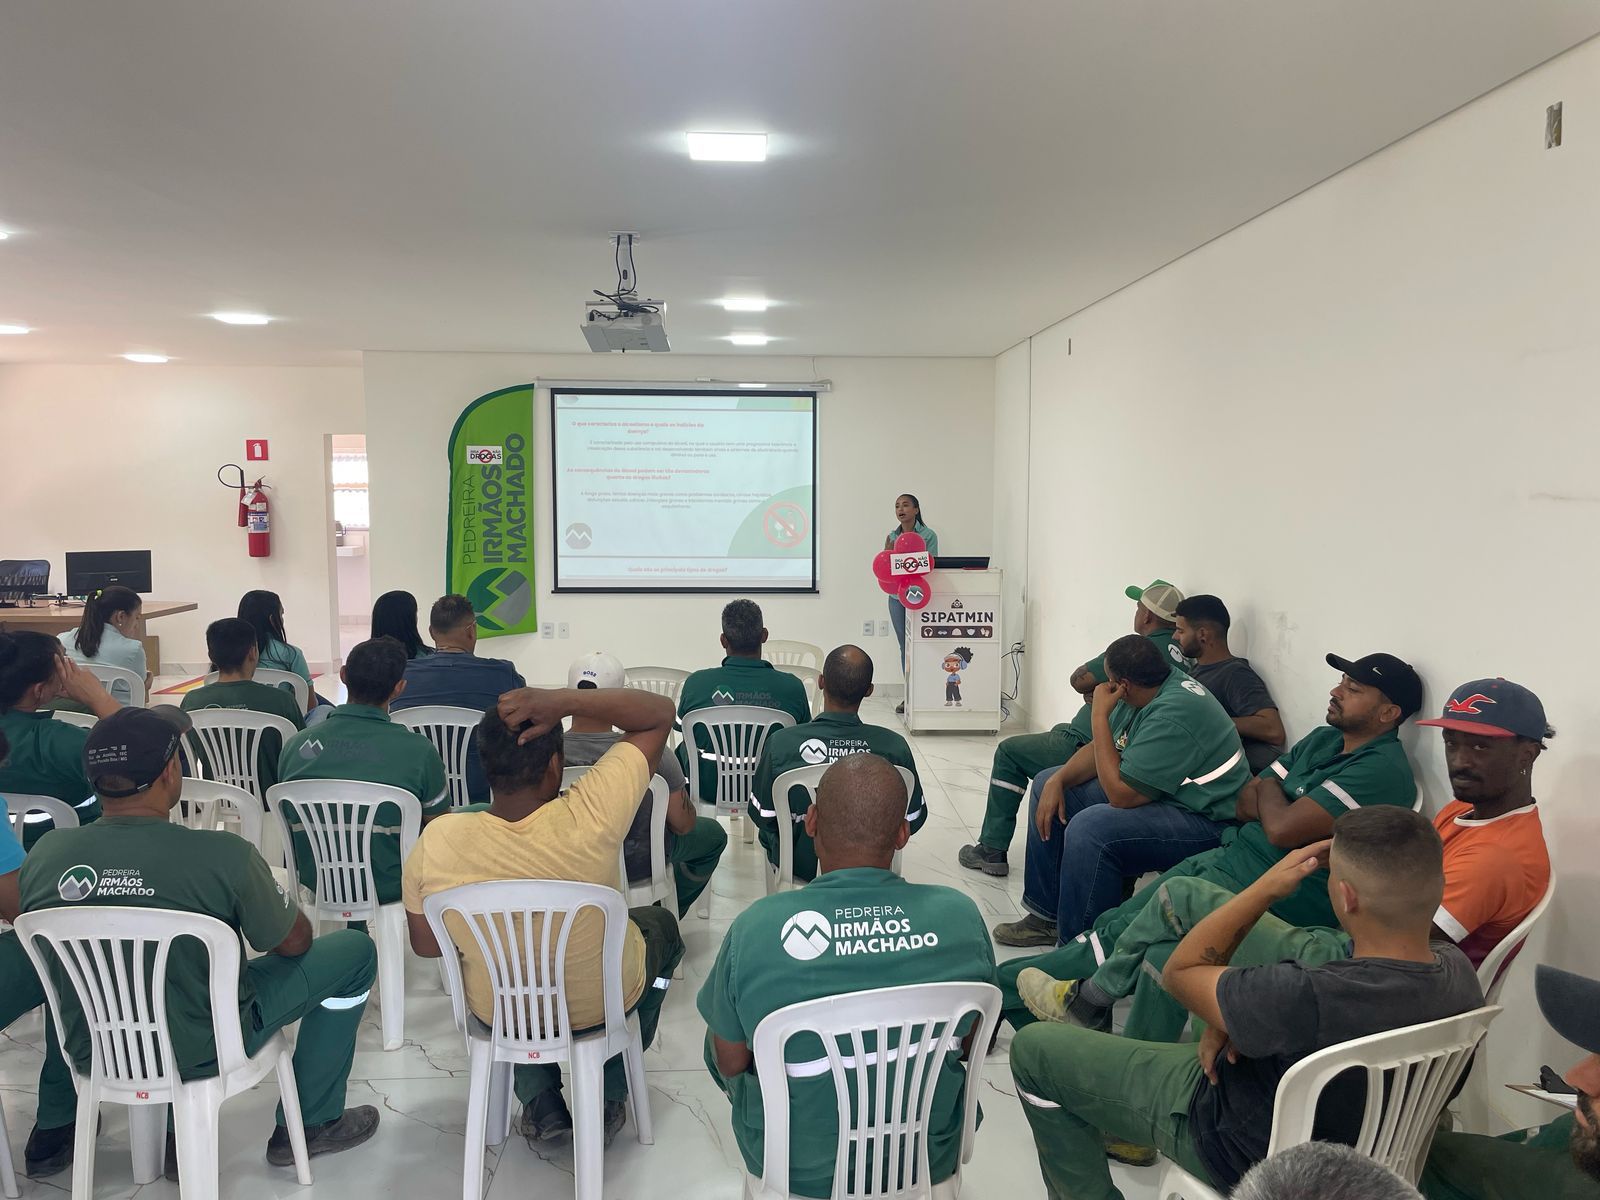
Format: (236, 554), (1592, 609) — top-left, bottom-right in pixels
(1188, 656), (1283, 774)
(563, 731), (685, 882)
(1191, 943), (1482, 1190)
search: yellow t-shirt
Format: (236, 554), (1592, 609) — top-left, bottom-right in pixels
(401, 742), (649, 1029)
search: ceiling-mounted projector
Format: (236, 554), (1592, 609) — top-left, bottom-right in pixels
(581, 232), (670, 352)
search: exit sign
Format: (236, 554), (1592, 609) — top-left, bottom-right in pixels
(246, 439), (270, 461)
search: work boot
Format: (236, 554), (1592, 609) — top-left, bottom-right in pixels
(1103, 1131), (1158, 1167)
(1017, 970), (1113, 1032)
(266, 1105), (381, 1166)
(957, 843), (1009, 877)
(603, 1100), (626, 1147)
(23, 1121), (77, 1179)
(519, 1090), (574, 1145)
(991, 913), (1057, 947)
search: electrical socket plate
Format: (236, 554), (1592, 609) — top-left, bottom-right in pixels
(878, 620), (890, 637)
(540, 622), (555, 639)
(862, 620), (874, 636)
(558, 623), (570, 639)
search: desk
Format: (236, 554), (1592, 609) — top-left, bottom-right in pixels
(0, 601), (198, 674)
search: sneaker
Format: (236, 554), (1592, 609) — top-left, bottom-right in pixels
(957, 843), (1009, 877)
(1103, 1131), (1158, 1167)
(519, 1090), (573, 1145)
(991, 913), (1058, 947)
(895, 702), (905, 714)
(266, 1105), (381, 1166)
(1017, 970), (1113, 1032)
(603, 1100), (626, 1147)
(24, 1121), (76, 1179)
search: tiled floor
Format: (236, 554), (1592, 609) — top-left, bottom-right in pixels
(1, 690), (1158, 1199)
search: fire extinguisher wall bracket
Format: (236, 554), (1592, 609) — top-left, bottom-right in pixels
(218, 463), (249, 527)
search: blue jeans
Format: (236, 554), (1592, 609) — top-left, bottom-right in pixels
(888, 597), (907, 676)
(1022, 767), (1226, 942)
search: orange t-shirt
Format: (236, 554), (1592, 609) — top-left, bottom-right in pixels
(1433, 800), (1550, 967)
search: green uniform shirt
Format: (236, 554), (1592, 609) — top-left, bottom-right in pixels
(1222, 725), (1416, 884)
(0, 709), (102, 844)
(276, 704), (449, 903)
(1049, 702), (1094, 746)
(1079, 627), (1193, 685)
(181, 679), (306, 793)
(18, 816), (298, 1079)
(697, 868), (996, 1198)
(678, 656), (812, 802)
(748, 712), (927, 880)
(1108, 669), (1250, 822)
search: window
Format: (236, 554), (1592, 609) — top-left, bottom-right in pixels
(332, 452), (369, 530)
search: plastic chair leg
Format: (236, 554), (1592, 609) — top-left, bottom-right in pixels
(373, 903), (408, 1050)
(570, 1040), (607, 1200)
(0, 1093), (20, 1199)
(486, 1060), (514, 1147)
(462, 1038), (496, 1200)
(128, 1103), (166, 1184)
(623, 1014), (653, 1146)
(170, 1088), (224, 1200)
(273, 1047), (314, 1185)
(70, 1088), (99, 1200)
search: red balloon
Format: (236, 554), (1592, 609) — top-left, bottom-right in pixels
(871, 550), (894, 581)
(892, 531), (927, 555)
(877, 574), (900, 595)
(898, 576), (931, 610)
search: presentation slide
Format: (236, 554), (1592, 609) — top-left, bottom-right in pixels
(551, 389), (818, 592)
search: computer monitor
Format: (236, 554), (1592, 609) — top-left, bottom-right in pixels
(0, 559), (50, 606)
(936, 556), (991, 570)
(65, 550), (153, 596)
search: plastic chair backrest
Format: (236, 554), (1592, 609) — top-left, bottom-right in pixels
(423, 878), (632, 1055)
(174, 777), (264, 853)
(1477, 878), (1555, 1005)
(750, 981), (1001, 1200)
(265, 779), (421, 920)
(558, 765), (671, 904)
(204, 669), (310, 715)
(768, 764), (917, 887)
(182, 709), (298, 801)
(763, 641), (823, 671)
(1266, 1005), (1501, 1184)
(624, 666), (689, 704)
(392, 705), (482, 809)
(4, 794), (80, 843)
(14, 906), (253, 1091)
(51, 710), (98, 730)
(87, 663), (146, 707)
(777, 664), (822, 715)
(681, 705), (796, 814)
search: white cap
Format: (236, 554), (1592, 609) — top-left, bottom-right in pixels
(568, 651), (626, 690)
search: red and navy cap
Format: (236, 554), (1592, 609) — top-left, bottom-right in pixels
(1416, 677), (1547, 740)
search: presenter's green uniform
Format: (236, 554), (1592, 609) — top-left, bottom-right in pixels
(277, 704), (449, 907)
(677, 656), (812, 802)
(0, 709), (103, 846)
(997, 724), (1415, 1028)
(19, 816), (376, 1126)
(698, 868), (996, 1198)
(748, 712), (927, 882)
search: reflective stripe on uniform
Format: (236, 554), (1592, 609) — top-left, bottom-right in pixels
(652, 977), (673, 990)
(784, 1037), (947, 1079)
(1322, 781), (1359, 811)
(1271, 761), (1289, 780)
(1074, 930), (1107, 966)
(989, 778), (1026, 795)
(1182, 748), (1243, 787)
(320, 990), (371, 1010)
(1433, 906), (1468, 943)
(1017, 1087), (1062, 1110)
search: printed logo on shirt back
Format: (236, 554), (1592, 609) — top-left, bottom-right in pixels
(1180, 680), (1206, 697)
(781, 911), (833, 960)
(779, 904), (942, 960)
(798, 738), (830, 765)
(712, 689), (737, 706)
(57, 865), (98, 902)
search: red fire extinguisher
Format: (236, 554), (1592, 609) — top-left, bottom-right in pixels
(219, 464), (272, 558)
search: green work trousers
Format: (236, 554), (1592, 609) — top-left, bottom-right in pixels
(0, 929), (76, 1129)
(979, 726), (1082, 851)
(1421, 1117), (1595, 1200)
(669, 816), (728, 915)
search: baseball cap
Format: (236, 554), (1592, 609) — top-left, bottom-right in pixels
(1536, 964), (1600, 1055)
(1125, 579), (1184, 622)
(567, 651), (626, 690)
(81, 705), (192, 799)
(1416, 678), (1547, 741)
(1324, 652), (1424, 720)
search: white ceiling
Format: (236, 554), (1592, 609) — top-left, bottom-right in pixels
(2, 1), (1597, 366)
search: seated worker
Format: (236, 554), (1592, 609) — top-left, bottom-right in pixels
(563, 650), (727, 915)
(959, 577), (1189, 877)
(391, 593), (526, 805)
(181, 616), (306, 793)
(369, 590), (432, 661)
(19, 707), (379, 1179)
(0, 630), (119, 843)
(1017, 677), (1552, 1056)
(749, 644), (925, 882)
(403, 685), (684, 1146)
(678, 599), (812, 802)
(1421, 963), (1600, 1199)
(992, 632), (1251, 947)
(1011, 806), (1483, 1199)
(995, 651), (1420, 1029)
(238, 589), (320, 713)
(699, 754), (996, 1198)
(1171, 595), (1286, 773)
(55, 585), (148, 708)
(277, 637), (449, 913)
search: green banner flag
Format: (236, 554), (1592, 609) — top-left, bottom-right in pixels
(445, 384), (537, 637)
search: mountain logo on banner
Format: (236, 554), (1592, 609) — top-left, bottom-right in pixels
(468, 568), (534, 633)
(564, 523), (593, 550)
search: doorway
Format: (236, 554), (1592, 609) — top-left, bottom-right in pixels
(329, 434), (371, 660)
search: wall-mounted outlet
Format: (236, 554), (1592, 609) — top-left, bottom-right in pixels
(558, 623), (570, 639)
(540, 622), (555, 639)
(862, 620), (874, 636)
(878, 620), (890, 637)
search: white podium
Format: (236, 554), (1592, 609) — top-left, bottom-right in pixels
(904, 568), (1003, 733)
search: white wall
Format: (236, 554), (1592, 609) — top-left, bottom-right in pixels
(992, 342), (1032, 715)
(1015, 36), (1600, 1126)
(0, 365), (363, 668)
(363, 352), (994, 685)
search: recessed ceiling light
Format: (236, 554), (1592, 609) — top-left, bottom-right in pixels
(210, 311), (271, 325)
(719, 296), (770, 313)
(0, 230), (10, 241)
(0, 324), (30, 335)
(123, 353), (169, 364)
(727, 333), (771, 347)
(687, 131), (768, 162)
(738, 382), (769, 388)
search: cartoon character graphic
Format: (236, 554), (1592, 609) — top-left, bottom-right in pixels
(942, 646), (974, 706)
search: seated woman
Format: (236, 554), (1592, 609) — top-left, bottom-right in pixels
(370, 590), (431, 661)
(238, 588), (322, 714)
(56, 585), (148, 707)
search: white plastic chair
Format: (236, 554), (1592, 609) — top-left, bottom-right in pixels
(744, 981), (1001, 1200)
(174, 777), (264, 854)
(393, 705), (483, 809)
(182, 709), (298, 802)
(203, 668), (310, 715)
(623, 666), (689, 705)
(0, 1094), (15, 1197)
(14, 906), (313, 1200)
(86, 663), (146, 707)
(777, 664), (822, 716)
(763, 640), (823, 671)
(764, 764), (916, 894)
(51, 710), (99, 730)
(423, 879), (653, 1200)
(265, 779), (420, 1050)
(4, 793), (80, 842)
(1156, 1005), (1502, 1199)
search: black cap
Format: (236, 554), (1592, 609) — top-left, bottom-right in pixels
(1536, 964), (1600, 1055)
(1325, 652), (1424, 720)
(81, 706), (192, 799)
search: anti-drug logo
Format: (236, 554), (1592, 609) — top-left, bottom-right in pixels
(58, 865), (98, 902)
(781, 911), (833, 960)
(798, 738), (830, 765)
(465, 445), (504, 466)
